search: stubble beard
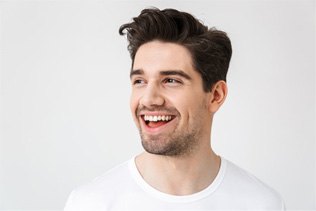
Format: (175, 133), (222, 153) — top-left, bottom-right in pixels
(136, 104), (206, 157)
(139, 127), (200, 157)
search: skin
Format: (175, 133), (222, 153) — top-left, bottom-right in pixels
(130, 40), (228, 195)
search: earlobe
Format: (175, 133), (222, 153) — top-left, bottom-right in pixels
(208, 81), (228, 113)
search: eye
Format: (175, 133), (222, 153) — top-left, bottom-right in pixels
(163, 78), (182, 84)
(132, 79), (146, 86)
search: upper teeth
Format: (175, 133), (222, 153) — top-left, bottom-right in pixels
(144, 115), (172, 122)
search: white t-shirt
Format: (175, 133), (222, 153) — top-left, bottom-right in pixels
(64, 157), (285, 211)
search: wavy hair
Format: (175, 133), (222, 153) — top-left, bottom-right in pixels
(119, 8), (232, 92)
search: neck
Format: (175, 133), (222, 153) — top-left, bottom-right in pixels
(135, 144), (221, 195)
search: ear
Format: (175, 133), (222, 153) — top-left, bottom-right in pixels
(208, 80), (228, 113)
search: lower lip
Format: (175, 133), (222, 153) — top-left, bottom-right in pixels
(141, 117), (176, 134)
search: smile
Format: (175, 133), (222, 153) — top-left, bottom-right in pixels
(141, 114), (176, 129)
(144, 115), (172, 122)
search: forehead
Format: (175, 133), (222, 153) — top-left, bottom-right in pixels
(132, 40), (195, 75)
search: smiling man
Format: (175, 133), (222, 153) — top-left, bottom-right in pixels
(131, 41), (216, 159)
(64, 8), (285, 210)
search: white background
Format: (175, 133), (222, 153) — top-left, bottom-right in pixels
(0, 0), (315, 210)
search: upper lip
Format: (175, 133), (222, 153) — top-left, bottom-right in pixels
(138, 112), (176, 117)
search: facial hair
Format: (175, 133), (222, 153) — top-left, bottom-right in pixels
(137, 106), (202, 157)
(140, 129), (200, 157)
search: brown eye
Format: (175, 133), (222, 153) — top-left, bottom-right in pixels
(163, 78), (181, 84)
(132, 79), (146, 85)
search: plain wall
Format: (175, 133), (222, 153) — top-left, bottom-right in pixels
(0, 0), (315, 210)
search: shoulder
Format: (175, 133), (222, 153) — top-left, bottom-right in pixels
(64, 159), (133, 210)
(81, 159), (131, 191)
(220, 158), (285, 209)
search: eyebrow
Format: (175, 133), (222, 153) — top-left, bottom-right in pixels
(130, 69), (192, 80)
(130, 69), (144, 78)
(160, 70), (192, 80)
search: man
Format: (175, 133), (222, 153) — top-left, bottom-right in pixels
(64, 8), (284, 210)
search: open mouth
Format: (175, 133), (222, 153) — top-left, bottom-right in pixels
(141, 115), (176, 128)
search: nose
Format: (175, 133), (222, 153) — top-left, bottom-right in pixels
(139, 83), (165, 107)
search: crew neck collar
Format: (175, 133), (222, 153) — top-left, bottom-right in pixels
(128, 156), (227, 203)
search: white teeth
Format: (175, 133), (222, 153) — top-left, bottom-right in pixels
(144, 115), (172, 122)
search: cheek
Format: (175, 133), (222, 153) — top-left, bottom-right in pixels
(130, 92), (138, 114)
(170, 96), (191, 119)
(178, 95), (209, 122)
(130, 92), (142, 127)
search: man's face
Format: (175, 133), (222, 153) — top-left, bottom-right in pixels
(130, 40), (213, 157)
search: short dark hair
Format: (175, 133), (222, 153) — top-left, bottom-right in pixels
(119, 8), (232, 92)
